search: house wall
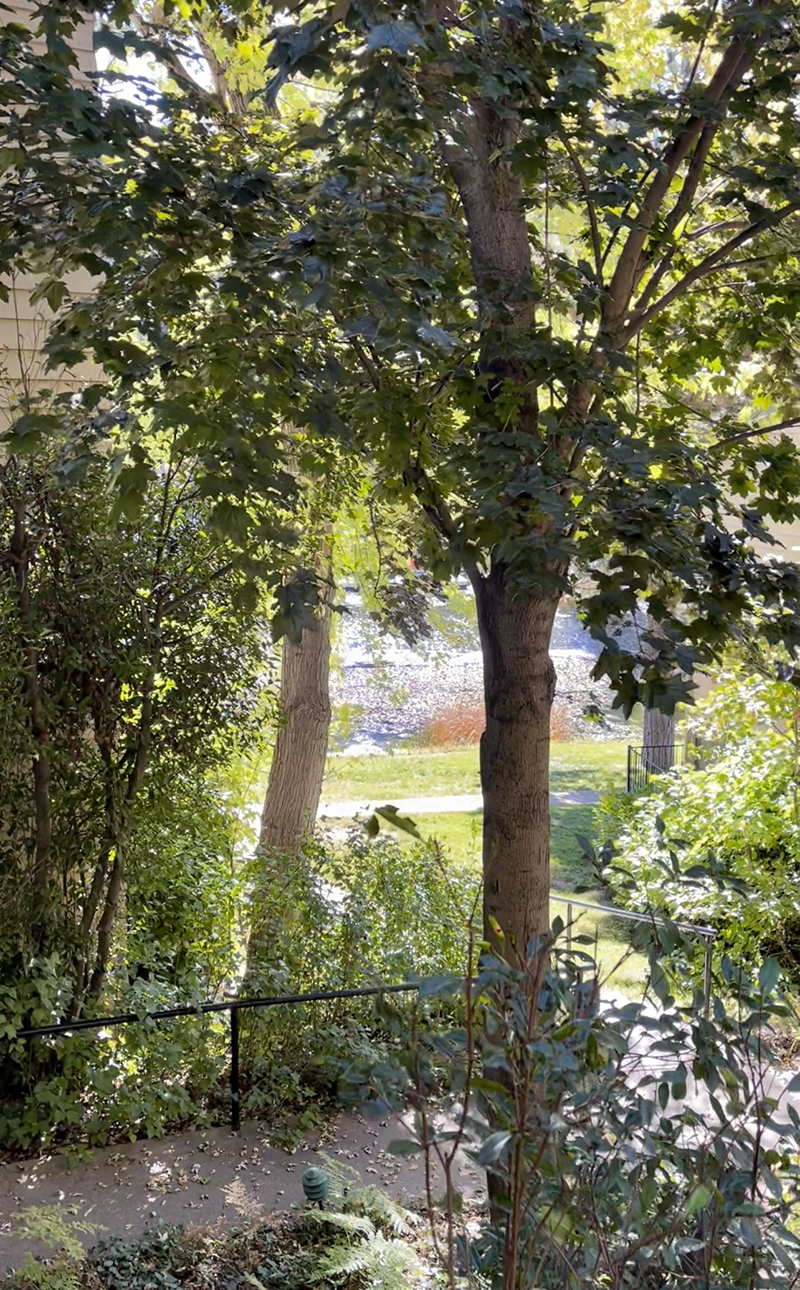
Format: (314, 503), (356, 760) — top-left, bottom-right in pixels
(0, 1), (98, 426)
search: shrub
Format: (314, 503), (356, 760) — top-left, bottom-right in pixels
(241, 833), (478, 1138)
(598, 669), (800, 983)
(2, 821), (476, 1154)
(414, 697), (572, 747)
(369, 929), (800, 1289)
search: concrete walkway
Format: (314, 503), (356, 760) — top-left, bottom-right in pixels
(4, 1014), (798, 1273)
(319, 789), (599, 818)
(0, 1113), (484, 1272)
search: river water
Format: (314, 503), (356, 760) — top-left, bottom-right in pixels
(331, 594), (636, 753)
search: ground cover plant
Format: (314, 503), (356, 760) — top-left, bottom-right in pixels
(1, 1163), (423, 1290)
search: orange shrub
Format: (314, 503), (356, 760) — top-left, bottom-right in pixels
(416, 698), (571, 747)
(549, 700), (571, 743)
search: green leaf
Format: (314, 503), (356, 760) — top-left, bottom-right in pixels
(374, 805), (423, 840)
(758, 957), (781, 996)
(365, 22), (425, 55)
(416, 321), (458, 352)
(386, 1138), (423, 1156)
(476, 1131), (512, 1167)
(685, 1184), (712, 1216)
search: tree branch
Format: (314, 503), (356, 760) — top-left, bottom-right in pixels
(10, 496), (52, 898)
(711, 416), (800, 450)
(162, 559), (237, 615)
(402, 458), (457, 543)
(332, 308), (381, 390)
(634, 34), (756, 319)
(130, 12), (220, 110)
(604, 0), (772, 332)
(558, 130), (603, 288)
(623, 202), (800, 343)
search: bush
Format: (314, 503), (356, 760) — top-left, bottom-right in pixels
(369, 929), (800, 1289)
(242, 832), (478, 1138)
(1, 830), (477, 1155)
(598, 669), (800, 983)
(0, 449), (273, 1153)
(0, 964), (229, 1153)
(413, 697), (572, 747)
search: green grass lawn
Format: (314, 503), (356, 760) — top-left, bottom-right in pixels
(320, 739), (648, 995)
(323, 739), (626, 802)
(408, 801), (595, 891)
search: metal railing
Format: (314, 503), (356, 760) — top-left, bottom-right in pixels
(551, 894), (716, 1016)
(13, 982), (422, 1133)
(12, 899), (716, 1135)
(627, 742), (698, 793)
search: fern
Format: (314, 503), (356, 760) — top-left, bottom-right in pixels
(16, 1258), (82, 1290)
(13, 1206), (104, 1260)
(315, 1152), (364, 1204)
(11, 1206), (106, 1290)
(315, 1153), (415, 1235)
(303, 1162), (419, 1287)
(353, 1187), (414, 1236)
(310, 1231), (418, 1288)
(308, 1210), (376, 1238)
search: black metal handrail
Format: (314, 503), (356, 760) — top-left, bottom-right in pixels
(11, 898), (717, 1135)
(551, 894), (715, 1014)
(13, 982), (422, 1132)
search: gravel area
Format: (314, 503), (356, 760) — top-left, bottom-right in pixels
(332, 604), (637, 751)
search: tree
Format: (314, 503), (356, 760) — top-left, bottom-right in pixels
(0, 426), (275, 1011)
(4, 0), (800, 951)
(642, 616), (676, 769)
(204, 0), (800, 948)
(258, 538), (334, 855)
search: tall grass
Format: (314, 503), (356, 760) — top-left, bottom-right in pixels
(414, 699), (571, 748)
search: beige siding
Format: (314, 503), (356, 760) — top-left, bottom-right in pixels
(0, 1), (98, 427)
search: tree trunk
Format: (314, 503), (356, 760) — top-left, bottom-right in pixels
(258, 565), (333, 855)
(474, 570), (560, 952)
(642, 707), (675, 770)
(642, 615), (675, 771)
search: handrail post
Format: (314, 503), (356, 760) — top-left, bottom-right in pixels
(230, 1004), (241, 1132)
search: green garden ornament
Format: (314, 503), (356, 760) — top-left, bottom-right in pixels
(302, 1166), (329, 1208)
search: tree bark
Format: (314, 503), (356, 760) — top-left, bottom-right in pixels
(642, 707), (675, 770)
(474, 570), (559, 951)
(642, 615), (675, 771)
(85, 633), (159, 1003)
(10, 497), (52, 903)
(258, 562), (333, 855)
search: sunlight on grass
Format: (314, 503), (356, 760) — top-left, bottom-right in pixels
(322, 739), (627, 802)
(317, 739), (647, 994)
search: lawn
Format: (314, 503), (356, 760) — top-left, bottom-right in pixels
(320, 739), (649, 996)
(406, 800), (596, 891)
(322, 739), (627, 802)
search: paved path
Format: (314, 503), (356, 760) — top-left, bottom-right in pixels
(3, 1011), (798, 1273)
(0, 1113), (484, 1272)
(319, 789), (599, 818)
